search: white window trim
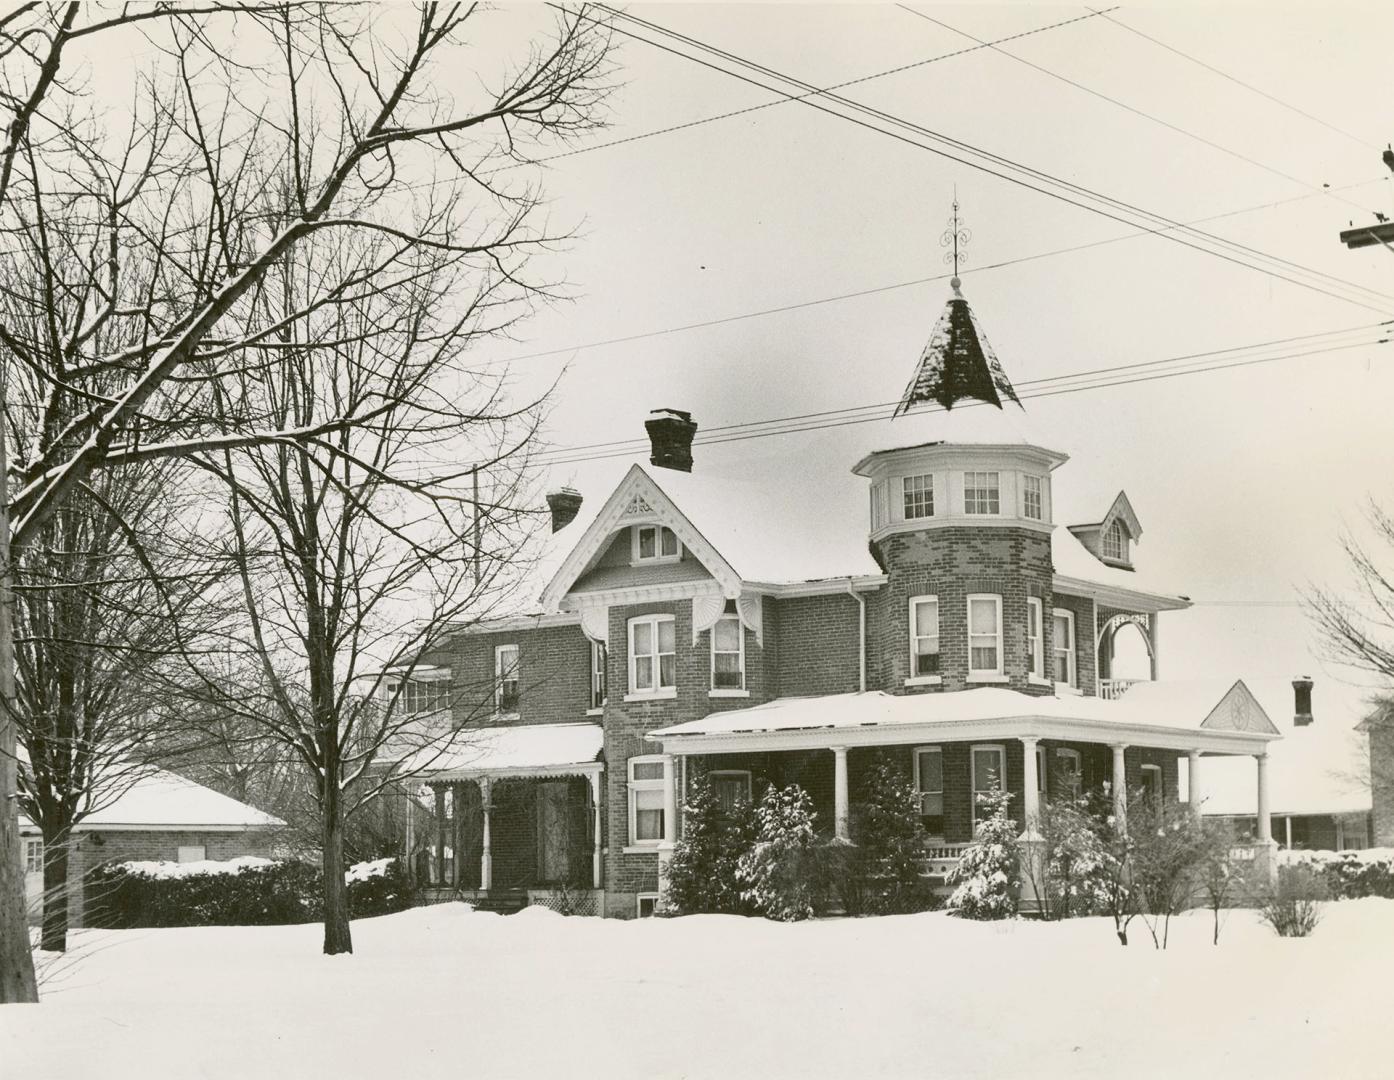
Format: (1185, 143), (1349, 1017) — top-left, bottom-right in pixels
(1027, 597), (1046, 683)
(1140, 763), (1163, 807)
(963, 471), (1001, 516)
(1052, 608), (1077, 690)
(589, 640), (607, 714)
(709, 614), (746, 693)
(901, 473), (934, 521)
(494, 644), (520, 714)
(627, 755), (669, 848)
(970, 743), (1006, 827)
(631, 524), (681, 565)
(707, 769), (753, 807)
(966, 594), (1005, 680)
(627, 614), (677, 699)
(906, 594), (942, 686)
(636, 892), (661, 917)
(1056, 748), (1082, 800)
(23, 839), (42, 874)
(912, 746), (945, 836)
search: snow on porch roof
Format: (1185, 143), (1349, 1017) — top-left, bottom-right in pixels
(415, 722), (604, 778)
(650, 681), (1279, 745)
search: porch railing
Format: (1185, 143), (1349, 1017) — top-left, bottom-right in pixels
(1098, 678), (1142, 701)
(922, 842), (971, 877)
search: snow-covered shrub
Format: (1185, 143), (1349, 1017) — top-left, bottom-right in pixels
(947, 788), (1020, 920)
(1279, 848), (1394, 900)
(1030, 797), (1112, 920)
(1129, 799), (1209, 949)
(85, 856), (412, 928)
(822, 758), (936, 916)
(1259, 865), (1327, 937)
(737, 784), (819, 922)
(667, 776), (757, 915)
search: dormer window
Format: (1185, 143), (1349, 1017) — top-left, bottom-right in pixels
(633, 524), (680, 564)
(1102, 520), (1126, 561)
(902, 474), (934, 520)
(964, 472), (1000, 515)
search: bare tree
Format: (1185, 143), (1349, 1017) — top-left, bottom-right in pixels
(0, 1), (611, 997)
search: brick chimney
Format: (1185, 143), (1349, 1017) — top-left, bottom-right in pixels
(1293, 676), (1314, 726)
(545, 487), (583, 533)
(645, 408), (698, 472)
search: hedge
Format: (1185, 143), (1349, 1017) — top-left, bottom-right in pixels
(1277, 848), (1394, 900)
(85, 856), (414, 928)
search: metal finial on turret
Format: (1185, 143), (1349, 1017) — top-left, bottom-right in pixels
(941, 191), (971, 294)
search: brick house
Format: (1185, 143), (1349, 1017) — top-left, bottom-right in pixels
(20, 768), (284, 927)
(405, 279), (1282, 917)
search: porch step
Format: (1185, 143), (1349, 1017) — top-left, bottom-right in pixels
(471, 892), (529, 915)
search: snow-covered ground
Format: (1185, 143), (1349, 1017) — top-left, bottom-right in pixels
(3, 900), (1391, 1079)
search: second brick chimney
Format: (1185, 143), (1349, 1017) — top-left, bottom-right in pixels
(645, 408), (698, 472)
(545, 487), (583, 533)
(1293, 676), (1314, 726)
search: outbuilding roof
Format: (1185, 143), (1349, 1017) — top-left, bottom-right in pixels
(19, 768), (283, 832)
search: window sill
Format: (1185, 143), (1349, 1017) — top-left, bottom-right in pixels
(904, 675), (942, 687)
(585, 707), (604, 717)
(623, 690), (677, 703)
(1027, 674), (1052, 687)
(622, 845), (663, 856)
(966, 674), (1009, 684)
(708, 688), (749, 698)
(631, 555), (681, 567)
(1056, 684), (1083, 696)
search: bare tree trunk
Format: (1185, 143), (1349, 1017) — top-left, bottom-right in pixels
(38, 832), (69, 954)
(322, 781), (352, 956)
(0, 401), (39, 1001)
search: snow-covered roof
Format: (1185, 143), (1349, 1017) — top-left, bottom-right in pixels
(19, 768), (284, 832)
(895, 283), (1021, 416)
(1051, 527), (1186, 607)
(650, 680), (1277, 748)
(413, 721), (603, 779)
(1199, 677), (1374, 817)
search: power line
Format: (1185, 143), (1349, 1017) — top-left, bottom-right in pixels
(496, 177), (1388, 366)
(1087, 8), (1378, 151)
(898, 5), (1375, 218)
(571, 3), (1394, 315)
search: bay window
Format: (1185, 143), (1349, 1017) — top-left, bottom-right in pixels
(967, 594), (1004, 678)
(909, 595), (940, 679)
(628, 614), (676, 696)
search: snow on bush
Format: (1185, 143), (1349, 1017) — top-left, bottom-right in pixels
(666, 776), (757, 916)
(346, 858), (394, 884)
(1278, 848), (1394, 899)
(736, 784), (819, 922)
(947, 787), (1020, 920)
(119, 856), (277, 879)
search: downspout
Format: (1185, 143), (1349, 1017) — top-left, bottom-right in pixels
(846, 578), (866, 693)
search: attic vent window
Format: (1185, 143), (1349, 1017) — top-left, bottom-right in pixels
(1102, 520), (1126, 561)
(634, 524), (679, 563)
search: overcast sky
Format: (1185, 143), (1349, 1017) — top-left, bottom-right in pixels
(464, 2), (1394, 696)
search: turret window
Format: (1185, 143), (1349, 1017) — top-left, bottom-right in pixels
(964, 472), (1000, 515)
(902, 474), (934, 519)
(1027, 597), (1044, 680)
(967, 594), (1004, 677)
(1052, 609), (1076, 688)
(908, 596), (941, 678)
(1023, 475), (1043, 520)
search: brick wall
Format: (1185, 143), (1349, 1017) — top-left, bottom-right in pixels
(449, 623), (595, 729)
(772, 594), (862, 697)
(1052, 592), (1097, 695)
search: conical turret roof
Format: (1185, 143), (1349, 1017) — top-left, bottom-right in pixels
(894, 279), (1022, 417)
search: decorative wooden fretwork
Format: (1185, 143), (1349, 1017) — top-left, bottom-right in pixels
(621, 493), (655, 518)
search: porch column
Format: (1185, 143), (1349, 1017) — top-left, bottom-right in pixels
(1255, 753), (1272, 844)
(1187, 750), (1202, 819)
(403, 786), (416, 886)
(1148, 614), (1160, 681)
(832, 746), (850, 841)
(433, 786), (447, 885)
(1020, 737), (1041, 837)
(588, 771), (602, 890)
(479, 776), (493, 893)
(1111, 744), (1128, 832)
(657, 755), (678, 911)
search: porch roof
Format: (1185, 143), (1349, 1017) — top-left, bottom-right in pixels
(414, 722), (604, 781)
(649, 682), (1280, 755)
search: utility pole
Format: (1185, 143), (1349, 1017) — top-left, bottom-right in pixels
(1337, 146), (1394, 250)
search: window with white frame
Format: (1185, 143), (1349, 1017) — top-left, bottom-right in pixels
(589, 641), (607, 711)
(909, 596), (940, 678)
(1027, 597), (1044, 679)
(967, 595), (1003, 677)
(1023, 475), (1043, 520)
(1140, 763), (1163, 811)
(636, 893), (660, 918)
(709, 770), (752, 813)
(177, 845), (206, 864)
(633, 524), (680, 563)
(710, 615), (745, 691)
(628, 756), (668, 845)
(396, 675), (452, 715)
(1102, 520), (1126, 561)
(1055, 748), (1082, 801)
(23, 839), (41, 874)
(971, 744), (1006, 827)
(964, 471), (1000, 515)
(495, 644), (520, 712)
(1051, 609), (1076, 687)
(913, 747), (944, 835)
(902, 474), (934, 520)
(629, 615), (676, 695)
